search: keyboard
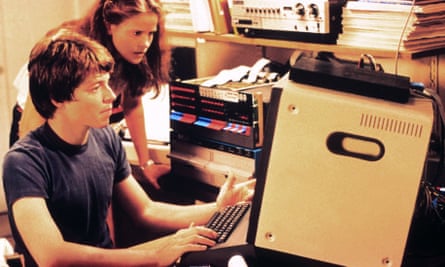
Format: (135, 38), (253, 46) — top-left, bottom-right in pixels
(206, 202), (251, 243)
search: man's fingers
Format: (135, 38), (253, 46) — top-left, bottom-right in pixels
(235, 178), (256, 189)
(224, 170), (237, 188)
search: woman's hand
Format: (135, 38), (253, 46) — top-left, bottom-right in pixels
(141, 163), (171, 189)
(216, 171), (256, 210)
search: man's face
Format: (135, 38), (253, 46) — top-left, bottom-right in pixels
(61, 72), (116, 129)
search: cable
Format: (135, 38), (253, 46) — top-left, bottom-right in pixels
(411, 87), (445, 130)
(358, 53), (378, 71)
(411, 85), (445, 224)
(394, 0), (416, 75)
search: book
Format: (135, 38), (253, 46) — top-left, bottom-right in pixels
(161, 0), (194, 32)
(207, 0), (232, 34)
(189, 0), (214, 32)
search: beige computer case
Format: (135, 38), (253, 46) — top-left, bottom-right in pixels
(255, 79), (434, 267)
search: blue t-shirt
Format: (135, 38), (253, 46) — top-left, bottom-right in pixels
(2, 123), (131, 266)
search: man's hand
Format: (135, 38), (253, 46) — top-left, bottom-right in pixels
(131, 223), (217, 267)
(216, 171), (256, 210)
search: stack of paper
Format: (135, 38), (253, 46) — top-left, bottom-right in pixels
(161, 0), (194, 32)
(189, 0), (215, 32)
(338, 0), (445, 52)
(161, 0), (233, 34)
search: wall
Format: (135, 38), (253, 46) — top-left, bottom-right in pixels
(0, 0), (94, 237)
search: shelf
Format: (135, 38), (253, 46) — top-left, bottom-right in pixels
(167, 30), (445, 60)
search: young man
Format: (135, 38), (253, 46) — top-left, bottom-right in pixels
(2, 30), (255, 267)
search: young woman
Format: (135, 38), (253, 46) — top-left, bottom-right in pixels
(18, 0), (172, 189)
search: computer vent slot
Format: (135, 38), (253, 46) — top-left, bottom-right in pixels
(360, 113), (424, 138)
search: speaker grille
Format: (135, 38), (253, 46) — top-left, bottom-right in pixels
(360, 113), (424, 138)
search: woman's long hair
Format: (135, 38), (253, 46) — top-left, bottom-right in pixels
(75, 0), (171, 99)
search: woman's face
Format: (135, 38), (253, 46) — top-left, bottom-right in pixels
(108, 12), (158, 64)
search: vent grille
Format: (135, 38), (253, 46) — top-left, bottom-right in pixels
(360, 113), (424, 138)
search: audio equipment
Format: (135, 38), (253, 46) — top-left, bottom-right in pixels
(231, 0), (345, 44)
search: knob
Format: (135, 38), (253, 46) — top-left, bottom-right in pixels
(308, 4), (319, 18)
(295, 3), (305, 16)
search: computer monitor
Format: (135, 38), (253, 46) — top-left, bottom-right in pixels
(180, 75), (434, 267)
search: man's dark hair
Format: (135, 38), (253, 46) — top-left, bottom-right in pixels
(28, 30), (114, 119)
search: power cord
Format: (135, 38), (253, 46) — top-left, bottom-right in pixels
(394, 0), (416, 74)
(410, 83), (445, 224)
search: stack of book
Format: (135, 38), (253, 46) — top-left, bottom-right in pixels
(189, 0), (215, 32)
(189, 0), (233, 33)
(337, 0), (445, 53)
(161, 0), (194, 32)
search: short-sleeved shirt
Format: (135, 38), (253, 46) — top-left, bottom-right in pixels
(2, 123), (131, 267)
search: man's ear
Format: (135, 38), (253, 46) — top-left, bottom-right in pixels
(51, 99), (63, 108)
(105, 22), (113, 35)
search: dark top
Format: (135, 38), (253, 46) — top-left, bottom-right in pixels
(2, 123), (131, 267)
